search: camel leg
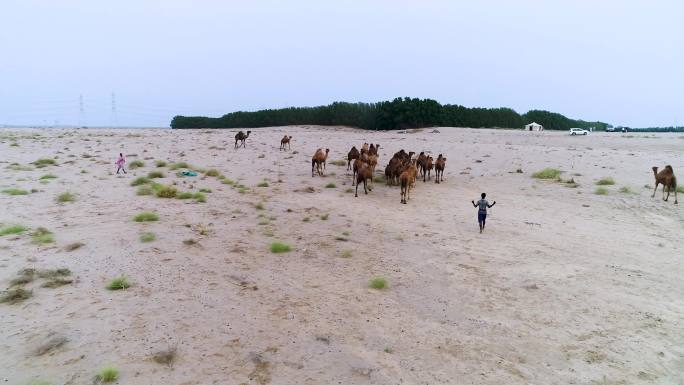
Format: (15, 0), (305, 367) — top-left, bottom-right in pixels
(665, 185), (670, 201)
(662, 184), (666, 201)
(355, 182), (359, 197)
(312, 161), (315, 177)
(652, 182), (659, 198)
(674, 187), (678, 204)
(363, 179), (368, 194)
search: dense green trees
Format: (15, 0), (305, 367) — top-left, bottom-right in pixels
(170, 97), (611, 131)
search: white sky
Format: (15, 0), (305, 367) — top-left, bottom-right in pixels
(1, 0), (682, 127)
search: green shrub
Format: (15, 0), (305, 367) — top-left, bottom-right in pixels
(177, 192), (194, 199)
(193, 192), (206, 203)
(369, 276), (388, 289)
(254, 202), (264, 210)
(31, 228), (54, 244)
(156, 185), (177, 198)
(148, 171), (165, 179)
(0, 224), (27, 236)
(155, 160), (167, 167)
(129, 160), (144, 169)
(140, 232), (156, 242)
(133, 212), (159, 222)
(532, 168), (561, 179)
(595, 187), (609, 195)
(136, 185), (153, 195)
(39, 174), (57, 180)
(0, 287), (32, 304)
(56, 192), (76, 203)
(199, 188), (212, 193)
(97, 366), (119, 382)
(257, 181), (269, 187)
(107, 277), (131, 290)
(221, 178), (235, 185)
(320, 214), (329, 220)
(169, 162), (189, 170)
(130, 177), (150, 186)
(596, 177), (615, 185)
(618, 186), (632, 194)
(2, 188), (28, 196)
(325, 183), (336, 188)
(205, 169), (221, 177)
(270, 242), (291, 253)
(340, 250), (352, 258)
(32, 158), (57, 167)
(676, 186), (684, 193)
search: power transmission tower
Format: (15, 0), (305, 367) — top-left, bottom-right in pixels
(111, 92), (119, 127)
(78, 94), (86, 127)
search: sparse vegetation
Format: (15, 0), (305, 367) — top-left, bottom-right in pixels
(140, 232), (156, 242)
(169, 162), (189, 170)
(345, 188), (354, 193)
(130, 176), (150, 186)
(0, 224), (27, 236)
(183, 238), (197, 246)
(369, 276), (388, 289)
(56, 192), (76, 203)
(96, 366), (120, 382)
(0, 287), (32, 304)
(155, 160), (167, 167)
(221, 178), (235, 185)
(618, 186), (632, 194)
(302, 216), (310, 222)
(32, 158), (57, 167)
(205, 169), (221, 177)
(39, 173), (57, 180)
(595, 187), (609, 195)
(177, 191), (194, 199)
(148, 171), (165, 179)
(325, 183), (336, 188)
(64, 242), (84, 251)
(193, 192), (206, 203)
(129, 160), (145, 169)
(152, 346), (177, 366)
(137, 185), (153, 195)
(532, 168), (561, 179)
(254, 202), (265, 210)
(7, 163), (33, 171)
(199, 188), (212, 193)
(156, 185), (177, 198)
(31, 227), (54, 244)
(320, 214), (329, 220)
(42, 277), (73, 288)
(133, 212), (159, 222)
(596, 177), (615, 186)
(270, 241), (291, 253)
(330, 159), (347, 166)
(257, 181), (269, 187)
(2, 188), (29, 196)
(107, 277), (131, 290)
(340, 250), (352, 258)
(677, 186), (684, 193)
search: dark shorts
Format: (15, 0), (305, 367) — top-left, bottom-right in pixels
(478, 211), (487, 223)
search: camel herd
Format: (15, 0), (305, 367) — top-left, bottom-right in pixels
(234, 130), (678, 206)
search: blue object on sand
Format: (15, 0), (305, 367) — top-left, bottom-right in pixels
(181, 171), (197, 177)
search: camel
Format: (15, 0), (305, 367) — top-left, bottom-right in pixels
(311, 148), (329, 177)
(280, 135), (292, 151)
(652, 166), (678, 204)
(347, 146), (360, 171)
(416, 152), (427, 177)
(355, 162), (373, 197)
(234, 130), (251, 148)
(369, 144), (380, 156)
(368, 153), (379, 187)
(434, 154), (447, 184)
(352, 153), (369, 186)
(361, 143), (369, 155)
(424, 156), (434, 182)
(399, 160), (418, 204)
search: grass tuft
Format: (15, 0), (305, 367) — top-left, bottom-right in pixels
(340, 250), (352, 258)
(205, 169), (221, 177)
(177, 191), (194, 199)
(532, 168), (561, 179)
(270, 241), (291, 253)
(32, 158), (57, 167)
(39, 174), (58, 180)
(257, 181), (269, 187)
(0, 287), (32, 304)
(97, 366), (119, 382)
(595, 187), (609, 195)
(330, 159), (347, 166)
(596, 177), (615, 186)
(199, 188), (212, 193)
(2, 188), (29, 196)
(254, 202), (265, 210)
(130, 176), (150, 186)
(148, 171), (165, 179)
(64, 242), (84, 251)
(136, 185), (153, 195)
(369, 276), (388, 289)
(155, 160), (167, 167)
(320, 214), (329, 220)
(41, 277), (73, 288)
(31, 227), (54, 244)
(169, 162), (189, 170)
(221, 178), (235, 185)
(325, 183), (336, 188)
(56, 192), (76, 203)
(156, 185), (177, 198)
(133, 212), (159, 222)
(152, 346), (177, 366)
(140, 232), (156, 242)
(0, 224), (28, 236)
(193, 192), (206, 202)
(618, 186), (632, 194)
(106, 277), (131, 290)
(129, 160), (144, 169)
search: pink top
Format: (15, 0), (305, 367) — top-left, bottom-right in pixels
(116, 156), (125, 166)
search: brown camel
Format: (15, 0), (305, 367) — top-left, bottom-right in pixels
(369, 144), (380, 156)
(347, 146), (360, 171)
(311, 148), (329, 177)
(434, 154), (446, 183)
(399, 160), (418, 204)
(652, 166), (678, 204)
(416, 152), (427, 177)
(424, 156), (434, 182)
(352, 153), (369, 186)
(368, 153), (379, 187)
(234, 130), (251, 148)
(355, 162), (373, 197)
(361, 143), (369, 155)
(280, 135), (292, 151)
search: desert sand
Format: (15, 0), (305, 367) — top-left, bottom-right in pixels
(1, 126), (683, 385)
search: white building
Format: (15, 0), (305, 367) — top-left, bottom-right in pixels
(524, 122), (544, 131)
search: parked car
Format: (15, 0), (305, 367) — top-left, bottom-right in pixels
(569, 128), (589, 135)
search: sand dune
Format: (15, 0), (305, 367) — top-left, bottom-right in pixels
(1, 126), (683, 385)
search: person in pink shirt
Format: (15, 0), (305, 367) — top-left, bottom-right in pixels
(115, 153), (127, 174)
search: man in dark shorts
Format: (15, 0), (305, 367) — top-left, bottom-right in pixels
(472, 193), (496, 233)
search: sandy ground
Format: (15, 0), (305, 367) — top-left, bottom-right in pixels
(0, 126), (683, 385)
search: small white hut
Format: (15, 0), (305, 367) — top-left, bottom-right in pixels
(524, 122), (544, 131)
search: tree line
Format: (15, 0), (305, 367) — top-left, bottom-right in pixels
(170, 97), (611, 131)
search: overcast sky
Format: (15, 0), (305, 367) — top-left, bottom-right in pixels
(1, 0), (682, 127)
